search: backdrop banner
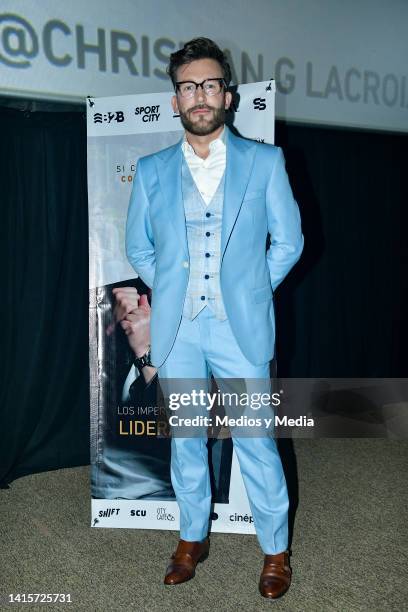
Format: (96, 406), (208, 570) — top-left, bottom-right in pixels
(87, 81), (276, 530)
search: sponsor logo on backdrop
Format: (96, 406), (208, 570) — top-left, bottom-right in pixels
(253, 97), (266, 110)
(229, 512), (254, 524)
(130, 509), (147, 517)
(210, 512), (219, 521)
(93, 111), (125, 124)
(99, 508), (120, 517)
(156, 507), (175, 521)
(134, 105), (160, 122)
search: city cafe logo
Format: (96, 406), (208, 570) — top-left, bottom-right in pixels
(156, 507), (175, 521)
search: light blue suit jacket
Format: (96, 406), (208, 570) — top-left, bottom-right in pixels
(126, 127), (304, 368)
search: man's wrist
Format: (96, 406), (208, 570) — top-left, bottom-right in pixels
(133, 346), (153, 372)
(135, 345), (150, 359)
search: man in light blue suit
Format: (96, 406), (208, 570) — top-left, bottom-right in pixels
(126, 38), (303, 599)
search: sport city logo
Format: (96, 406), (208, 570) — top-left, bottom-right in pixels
(253, 97), (267, 110)
(135, 105), (160, 122)
(156, 507), (175, 521)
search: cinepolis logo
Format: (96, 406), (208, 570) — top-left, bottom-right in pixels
(135, 104), (160, 122)
(156, 507), (175, 521)
(230, 512), (254, 524)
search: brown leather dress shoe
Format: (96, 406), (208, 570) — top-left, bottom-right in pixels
(164, 538), (210, 585)
(259, 550), (291, 599)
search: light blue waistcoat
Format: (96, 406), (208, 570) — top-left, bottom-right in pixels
(181, 156), (227, 321)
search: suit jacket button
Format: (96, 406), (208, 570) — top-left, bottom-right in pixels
(182, 261), (189, 268)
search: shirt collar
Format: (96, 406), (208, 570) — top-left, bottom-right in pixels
(182, 126), (226, 156)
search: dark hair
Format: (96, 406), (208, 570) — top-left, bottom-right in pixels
(167, 37), (232, 89)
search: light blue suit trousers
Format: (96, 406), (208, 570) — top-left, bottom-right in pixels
(159, 307), (289, 554)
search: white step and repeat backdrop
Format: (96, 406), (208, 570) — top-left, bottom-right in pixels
(88, 81), (277, 530)
(1, 0), (407, 133)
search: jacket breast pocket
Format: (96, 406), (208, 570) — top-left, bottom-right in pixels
(243, 189), (264, 202)
(253, 284), (273, 303)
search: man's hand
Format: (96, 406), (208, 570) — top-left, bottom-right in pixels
(108, 288), (155, 384)
(106, 286), (139, 336)
(108, 287), (140, 331)
(119, 293), (151, 358)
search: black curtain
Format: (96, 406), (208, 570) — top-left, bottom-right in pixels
(274, 122), (408, 377)
(0, 107), (89, 487)
(1, 105), (407, 487)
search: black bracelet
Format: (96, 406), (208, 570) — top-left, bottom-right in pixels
(133, 347), (153, 373)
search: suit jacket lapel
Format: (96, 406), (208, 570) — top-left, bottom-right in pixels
(155, 141), (189, 257)
(221, 129), (257, 261)
(155, 129), (256, 263)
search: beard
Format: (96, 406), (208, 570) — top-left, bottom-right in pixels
(179, 103), (226, 136)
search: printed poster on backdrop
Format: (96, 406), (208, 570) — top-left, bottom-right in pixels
(87, 81), (276, 530)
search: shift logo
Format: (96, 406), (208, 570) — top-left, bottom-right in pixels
(253, 97), (266, 110)
(130, 509), (147, 517)
(156, 507), (175, 521)
(93, 111), (124, 124)
(135, 104), (160, 122)
(99, 508), (120, 517)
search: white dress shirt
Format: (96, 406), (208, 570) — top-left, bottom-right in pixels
(181, 127), (226, 206)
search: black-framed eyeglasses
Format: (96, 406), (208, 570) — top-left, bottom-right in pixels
(175, 78), (226, 98)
